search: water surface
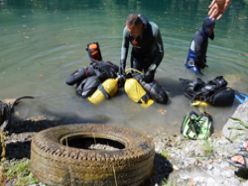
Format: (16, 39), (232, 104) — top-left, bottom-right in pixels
(0, 0), (248, 134)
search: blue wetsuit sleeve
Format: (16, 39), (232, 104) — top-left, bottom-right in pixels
(120, 26), (129, 71)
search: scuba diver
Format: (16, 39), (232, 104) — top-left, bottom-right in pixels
(119, 14), (164, 83)
(185, 17), (215, 74)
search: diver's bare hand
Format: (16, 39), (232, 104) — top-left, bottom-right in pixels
(208, 0), (231, 20)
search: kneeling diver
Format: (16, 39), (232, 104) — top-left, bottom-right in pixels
(119, 14), (164, 83)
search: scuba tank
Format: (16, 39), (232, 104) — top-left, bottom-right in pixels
(86, 42), (103, 61)
(124, 78), (154, 108)
(88, 78), (118, 105)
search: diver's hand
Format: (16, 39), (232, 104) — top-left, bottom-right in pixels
(119, 66), (125, 76)
(117, 74), (126, 88)
(143, 64), (156, 83)
(208, 0), (231, 20)
(119, 59), (126, 76)
(143, 70), (154, 83)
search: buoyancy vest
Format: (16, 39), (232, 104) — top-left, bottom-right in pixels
(66, 62), (118, 100)
(179, 76), (235, 106)
(76, 76), (101, 98)
(90, 61), (119, 80)
(65, 66), (95, 86)
(66, 61), (118, 89)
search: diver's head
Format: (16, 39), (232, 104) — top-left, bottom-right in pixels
(202, 17), (215, 40)
(126, 14), (146, 39)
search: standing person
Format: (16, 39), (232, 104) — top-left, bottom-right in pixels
(119, 14), (164, 83)
(185, 17), (215, 74)
(208, 0), (231, 20)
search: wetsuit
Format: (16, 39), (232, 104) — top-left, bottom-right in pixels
(120, 17), (164, 82)
(185, 17), (215, 74)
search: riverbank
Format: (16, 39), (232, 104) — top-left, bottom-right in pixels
(0, 102), (248, 186)
(151, 101), (248, 186)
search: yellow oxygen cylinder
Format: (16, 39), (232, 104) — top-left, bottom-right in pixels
(88, 78), (118, 105)
(124, 78), (154, 108)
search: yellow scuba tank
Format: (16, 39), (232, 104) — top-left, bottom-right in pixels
(88, 78), (118, 105)
(124, 78), (154, 108)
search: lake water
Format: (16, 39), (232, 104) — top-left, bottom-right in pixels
(0, 0), (248, 134)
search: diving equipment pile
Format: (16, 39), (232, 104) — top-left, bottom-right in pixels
(66, 42), (168, 106)
(66, 42), (119, 104)
(179, 76), (235, 106)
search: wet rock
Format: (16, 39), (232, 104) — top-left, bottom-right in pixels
(222, 101), (248, 142)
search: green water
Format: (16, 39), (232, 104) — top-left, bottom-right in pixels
(0, 0), (248, 134)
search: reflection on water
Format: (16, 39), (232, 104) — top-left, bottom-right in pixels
(0, 0), (248, 134)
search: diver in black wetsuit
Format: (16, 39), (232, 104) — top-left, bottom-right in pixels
(119, 14), (164, 83)
(185, 17), (215, 74)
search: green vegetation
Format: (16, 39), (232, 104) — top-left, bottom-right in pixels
(3, 159), (38, 186)
(202, 140), (214, 157)
(160, 150), (170, 159)
(161, 178), (177, 186)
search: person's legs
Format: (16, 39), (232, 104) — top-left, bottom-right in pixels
(131, 51), (156, 82)
(131, 53), (143, 72)
(132, 57), (155, 82)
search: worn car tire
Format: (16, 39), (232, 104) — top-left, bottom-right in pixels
(31, 124), (155, 186)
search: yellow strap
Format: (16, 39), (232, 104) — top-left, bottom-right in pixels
(125, 68), (144, 75)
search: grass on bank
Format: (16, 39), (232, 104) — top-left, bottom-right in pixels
(202, 140), (214, 157)
(0, 159), (39, 186)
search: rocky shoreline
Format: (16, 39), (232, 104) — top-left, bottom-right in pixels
(151, 101), (248, 186)
(1, 102), (248, 186)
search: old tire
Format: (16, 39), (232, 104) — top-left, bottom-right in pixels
(31, 124), (155, 186)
